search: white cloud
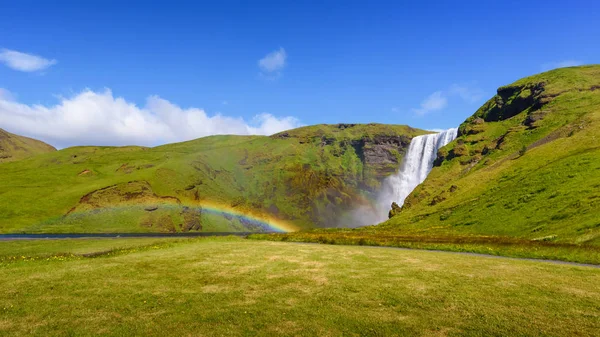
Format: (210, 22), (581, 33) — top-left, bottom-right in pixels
(0, 88), (15, 101)
(248, 113), (300, 135)
(412, 84), (484, 116)
(0, 89), (302, 148)
(0, 49), (57, 72)
(412, 91), (447, 116)
(258, 47), (287, 75)
(221, 100), (228, 105)
(541, 60), (582, 71)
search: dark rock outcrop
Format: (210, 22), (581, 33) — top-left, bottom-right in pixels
(458, 82), (551, 137)
(353, 135), (412, 178)
(487, 82), (546, 121)
(524, 111), (546, 129)
(430, 195), (446, 206)
(388, 202), (402, 218)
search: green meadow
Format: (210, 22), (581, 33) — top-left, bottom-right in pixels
(1, 237), (599, 336)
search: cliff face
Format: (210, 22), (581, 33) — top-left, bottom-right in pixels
(358, 134), (412, 178)
(0, 129), (56, 163)
(268, 124), (426, 227)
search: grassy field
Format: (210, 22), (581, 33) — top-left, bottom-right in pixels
(252, 230), (600, 265)
(1, 237), (599, 336)
(0, 237), (186, 262)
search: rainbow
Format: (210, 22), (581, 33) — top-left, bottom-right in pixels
(62, 199), (299, 233)
(194, 200), (298, 232)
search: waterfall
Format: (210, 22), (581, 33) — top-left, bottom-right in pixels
(374, 128), (458, 220)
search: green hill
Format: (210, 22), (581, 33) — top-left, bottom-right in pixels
(378, 65), (600, 245)
(0, 128), (56, 163)
(0, 123), (426, 233)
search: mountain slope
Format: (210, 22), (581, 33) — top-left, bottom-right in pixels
(381, 65), (600, 245)
(0, 129), (56, 163)
(0, 123), (427, 233)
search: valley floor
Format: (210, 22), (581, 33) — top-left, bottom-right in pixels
(1, 237), (599, 336)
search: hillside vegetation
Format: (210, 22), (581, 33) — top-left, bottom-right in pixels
(0, 124), (425, 233)
(0, 128), (56, 163)
(377, 65), (600, 245)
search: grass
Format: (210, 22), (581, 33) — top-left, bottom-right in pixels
(251, 230), (600, 265)
(0, 128), (56, 163)
(0, 237), (187, 262)
(0, 124), (425, 233)
(0, 237), (598, 336)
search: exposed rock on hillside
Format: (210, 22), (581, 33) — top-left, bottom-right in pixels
(67, 181), (181, 213)
(359, 135), (412, 177)
(388, 202), (401, 218)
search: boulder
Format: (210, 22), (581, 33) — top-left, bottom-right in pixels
(388, 202), (402, 219)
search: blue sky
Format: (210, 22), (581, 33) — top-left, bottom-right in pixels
(0, 0), (598, 147)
